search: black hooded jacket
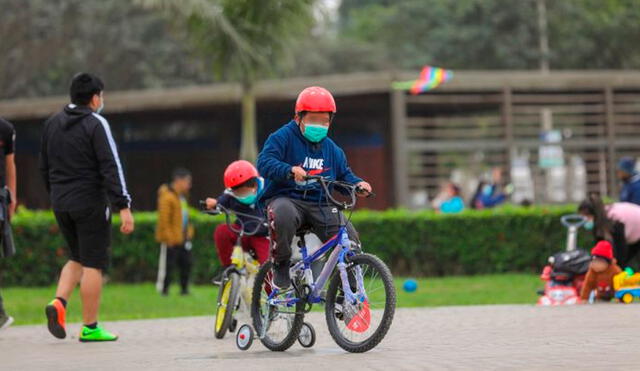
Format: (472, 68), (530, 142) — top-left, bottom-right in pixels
(39, 104), (131, 211)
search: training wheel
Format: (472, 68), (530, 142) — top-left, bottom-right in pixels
(236, 324), (254, 351)
(298, 322), (316, 348)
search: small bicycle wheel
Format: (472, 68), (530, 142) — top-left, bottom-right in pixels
(298, 322), (316, 348)
(251, 261), (305, 351)
(325, 253), (396, 353)
(236, 324), (254, 351)
(214, 272), (241, 339)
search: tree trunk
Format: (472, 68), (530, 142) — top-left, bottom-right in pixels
(239, 80), (258, 162)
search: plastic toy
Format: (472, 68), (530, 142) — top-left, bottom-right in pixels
(613, 268), (640, 304)
(537, 214), (590, 306)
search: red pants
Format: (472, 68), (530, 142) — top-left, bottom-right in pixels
(214, 224), (270, 266)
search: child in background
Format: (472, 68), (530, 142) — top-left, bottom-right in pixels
(580, 240), (622, 302)
(432, 182), (464, 213)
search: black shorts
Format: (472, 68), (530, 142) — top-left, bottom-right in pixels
(54, 204), (112, 270)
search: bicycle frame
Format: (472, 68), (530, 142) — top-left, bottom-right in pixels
(268, 221), (366, 308)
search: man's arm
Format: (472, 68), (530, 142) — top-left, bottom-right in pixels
(6, 154), (16, 217)
(38, 122), (51, 194)
(91, 115), (132, 210)
(257, 133), (292, 181)
(3, 123), (16, 217)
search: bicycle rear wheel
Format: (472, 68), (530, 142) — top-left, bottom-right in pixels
(251, 261), (304, 351)
(325, 253), (396, 353)
(214, 271), (240, 339)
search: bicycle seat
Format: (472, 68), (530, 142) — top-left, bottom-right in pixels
(296, 225), (314, 239)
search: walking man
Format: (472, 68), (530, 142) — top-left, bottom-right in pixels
(155, 168), (194, 295)
(0, 116), (17, 332)
(39, 73), (134, 342)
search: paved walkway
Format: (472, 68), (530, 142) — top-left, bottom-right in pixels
(1, 304), (639, 370)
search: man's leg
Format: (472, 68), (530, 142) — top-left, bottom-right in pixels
(0, 289), (12, 331)
(267, 197), (305, 288)
(75, 205), (117, 342)
(0, 290), (4, 317)
(155, 244), (167, 293)
(163, 247), (177, 295)
(55, 260), (83, 300)
(178, 246), (192, 295)
(46, 211), (82, 339)
(80, 267), (102, 325)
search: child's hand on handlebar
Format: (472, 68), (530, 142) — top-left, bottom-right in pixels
(355, 181), (373, 197)
(205, 197), (218, 209)
(291, 166), (307, 182)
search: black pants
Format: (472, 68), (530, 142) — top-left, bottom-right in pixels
(267, 197), (360, 264)
(163, 245), (192, 294)
(54, 204), (111, 270)
(615, 240), (640, 269)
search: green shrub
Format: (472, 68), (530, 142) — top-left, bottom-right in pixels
(0, 205), (593, 286)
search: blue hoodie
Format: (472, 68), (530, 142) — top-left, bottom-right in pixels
(620, 173), (640, 206)
(257, 120), (362, 204)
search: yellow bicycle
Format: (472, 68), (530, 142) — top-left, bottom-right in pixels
(200, 202), (266, 339)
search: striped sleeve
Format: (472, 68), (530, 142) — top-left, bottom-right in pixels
(92, 113), (132, 210)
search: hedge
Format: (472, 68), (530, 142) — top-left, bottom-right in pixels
(0, 205), (594, 286)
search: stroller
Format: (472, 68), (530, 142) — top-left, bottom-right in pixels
(537, 215), (591, 306)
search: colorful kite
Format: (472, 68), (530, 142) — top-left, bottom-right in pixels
(392, 65), (454, 95)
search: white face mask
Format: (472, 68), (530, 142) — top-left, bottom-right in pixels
(96, 98), (104, 114)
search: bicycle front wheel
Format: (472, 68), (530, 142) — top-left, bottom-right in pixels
(325, 253), (396, 353)
(214, 271), (240, 339)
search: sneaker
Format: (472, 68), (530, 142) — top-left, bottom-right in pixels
(45, 299), (66, 339)
(79, 325), (118, 342)
(273, 260), (291, 290)
(0, 315), (14, 331)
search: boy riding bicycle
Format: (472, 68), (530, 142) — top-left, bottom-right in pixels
(256, 86), (372, 289)
(205, 161), (269, 281)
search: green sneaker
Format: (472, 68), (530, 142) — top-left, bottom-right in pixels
(79, 325), (118, 342)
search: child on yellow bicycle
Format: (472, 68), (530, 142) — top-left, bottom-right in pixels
(205, 161), (270, 283)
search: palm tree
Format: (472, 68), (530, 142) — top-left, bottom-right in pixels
(138, 0), (314, 161)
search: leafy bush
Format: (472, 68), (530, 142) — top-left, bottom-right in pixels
(0, 205), (593, 286)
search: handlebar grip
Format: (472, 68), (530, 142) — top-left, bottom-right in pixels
(356, 187), (376, 198)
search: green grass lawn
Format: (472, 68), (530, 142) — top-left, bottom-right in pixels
(2, 274), (542, 326)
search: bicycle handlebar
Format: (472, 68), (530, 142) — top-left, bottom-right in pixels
(198, 200), (266, 237)
(302, 175), (375, 210)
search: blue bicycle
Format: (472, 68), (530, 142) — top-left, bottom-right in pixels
(243, 175), (396, 353)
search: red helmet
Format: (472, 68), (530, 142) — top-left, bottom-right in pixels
(224, 160), (259, 189)
(295, 86), (336, 114)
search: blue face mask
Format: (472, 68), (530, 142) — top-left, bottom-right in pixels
(303, 124), (329, 143)
(584, 220), (594, 231)
(236, 192), (257, 205)
(231, 177), (264, 205)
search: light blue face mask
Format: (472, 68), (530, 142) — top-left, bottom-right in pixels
(303, 124), (329, 143)
(584, 220), (594, 230)
(236, 192), (257, 205)
(231, 177), (264, 205)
